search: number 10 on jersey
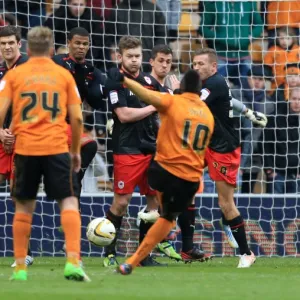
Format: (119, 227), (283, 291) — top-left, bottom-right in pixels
(182, 120), (209, 152)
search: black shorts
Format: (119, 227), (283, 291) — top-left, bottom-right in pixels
(148, 161), (199, 217)
(12, 153), (79, 201)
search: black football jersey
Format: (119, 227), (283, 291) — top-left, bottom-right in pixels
(201, 73), (240, 153)
(0, 55), (29, 128)
(52, 54), (106, 110)
(108, 70), (160, 154)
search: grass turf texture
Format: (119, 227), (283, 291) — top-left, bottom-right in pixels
(1, 257), (300, 300)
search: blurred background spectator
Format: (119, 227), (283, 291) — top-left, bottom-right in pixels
(198, 1), (263, 86)
(156, 0), (181, 43)
(264, 26), (300, 90)
(265, 1), (300, 47)
(44, 0), (104, 69)
(232, 65), (274, 193)
(86, 0), (121, 20)
(264, 87), (300, 193)
(104, 0), (168, 72)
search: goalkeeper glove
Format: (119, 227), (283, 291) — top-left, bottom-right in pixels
(244, 109), (268, 128)
(106, 119), (114, 135)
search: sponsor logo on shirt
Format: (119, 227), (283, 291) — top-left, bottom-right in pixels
(110, 91), (119, 104)
(200, 88), (210, 100)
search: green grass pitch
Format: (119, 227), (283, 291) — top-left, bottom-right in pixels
(1, 257), (300, 300)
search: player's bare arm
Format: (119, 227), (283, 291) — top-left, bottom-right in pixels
(123, 76), (165, 110)
(114, 105), (156, 123)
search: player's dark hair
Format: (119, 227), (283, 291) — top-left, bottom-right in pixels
(180, 70), (202, 95)
(193, 47), (217, 63)
(0, 25), (21, 42)
(68, 27), (89, 41)
(151, 44), (173, 59)
(118, 36), (142, 54)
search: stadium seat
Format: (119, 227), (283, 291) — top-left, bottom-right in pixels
(181, 0), (199, 11)
(178, 12), (200, 37)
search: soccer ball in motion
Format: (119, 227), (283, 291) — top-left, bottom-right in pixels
(86, 218), (116, 247)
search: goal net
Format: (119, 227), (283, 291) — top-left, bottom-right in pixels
(0, 0), (300, 258)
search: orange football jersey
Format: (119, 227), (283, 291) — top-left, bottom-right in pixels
(154, 92), (214, 182)
(0, 57), (81, 155)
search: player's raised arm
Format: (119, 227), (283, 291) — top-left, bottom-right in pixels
(67, 77), (84, 172)
(124, 76), (167, 109)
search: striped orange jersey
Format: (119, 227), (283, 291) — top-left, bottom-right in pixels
(154, 92), (214, 182)
(0, 57), (81, 156)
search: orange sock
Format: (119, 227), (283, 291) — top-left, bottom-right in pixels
(13, 213), (32, 265)
(61, 210), (81, 261)
(126, 217), (175, 267)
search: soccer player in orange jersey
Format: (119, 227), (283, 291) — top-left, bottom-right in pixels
(106, 69), (215, 275)
(0, 26), (89, 282)
(0, 25), (34, 267)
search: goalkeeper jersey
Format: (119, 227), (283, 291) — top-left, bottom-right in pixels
(201, 72), (240, 153)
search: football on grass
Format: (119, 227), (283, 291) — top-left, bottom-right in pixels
(86, 218), (116, 247)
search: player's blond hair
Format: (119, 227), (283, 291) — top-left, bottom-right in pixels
(193, 48), (217, 63)
(27, 26), (53, 55)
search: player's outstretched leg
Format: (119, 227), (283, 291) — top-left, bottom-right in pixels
(138, 198), (169, 266)
(61, 198), (90, 282)
(118, 217), (175, 275)
(179, 204), (212, 263)
(216, 181), (256, 268)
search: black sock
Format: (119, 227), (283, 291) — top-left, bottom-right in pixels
(227, 215), (251, 255)
(75, 141), (98, 208)
(221, 213), (229, 226)
(105, 209), (123, 256)
(178, 204), (196, 252)
(139, 210), (154, 244)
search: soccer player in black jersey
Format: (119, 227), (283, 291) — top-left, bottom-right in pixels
(192, 48), (262, 268)
(146, 45), (212, 263)
(0, 25), (33, 268)
(104, 36), (166, 267)
(52, 27), (106, 201)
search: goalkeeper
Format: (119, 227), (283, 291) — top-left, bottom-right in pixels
(192, 48), (267, 268)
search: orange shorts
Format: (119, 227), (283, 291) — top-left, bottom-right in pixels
(66, 124), (93, 148)
(0, 143), (14, 180)
(113, 154), (156, 196)
(205, 147), (241, 186)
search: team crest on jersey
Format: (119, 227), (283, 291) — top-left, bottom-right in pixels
(118, 181), (124, 189)
(110, 91), (119, 104)
(144, 76), (152, 85)
(220, 166), (227, 175)
(200, 88), (210, 100)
